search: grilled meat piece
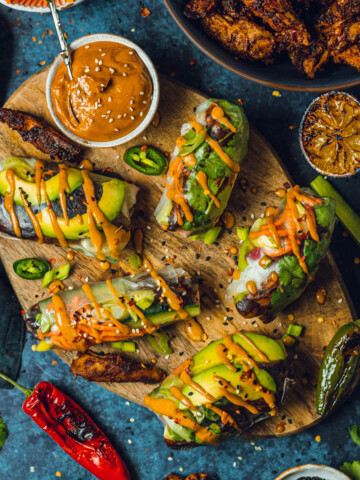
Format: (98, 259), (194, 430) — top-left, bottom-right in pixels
(288, 40), (329, 78)
(221, 0), (248, 18)
(317, 0), (360, 70)
(0, 108), (82, 163)
(163, 475), (210, 480)
(70, 352), (166, 384)
(184, 0), (218, 19)
(241, 0), (311, 49)
(202, 13), (276, 62)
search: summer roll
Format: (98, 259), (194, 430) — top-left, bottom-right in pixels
(227, 186), (336, 323)
(145, 332), (292, 449)
(0, 157), (138, 260)
(154, 99), (249, 238)
(25, 267), (200, 351)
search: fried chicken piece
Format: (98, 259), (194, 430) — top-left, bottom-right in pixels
(184, 0), (218, 19)
(221, 0), (248, 18)
(70, 352), (166, 384)
(241, 0), (311, 48)
(317, 0), (360, 70)
(202, 13), (276, 62)
(288, 40), (329, 78)
(0, 108), (82, 163)
(163, 476), (183, 480)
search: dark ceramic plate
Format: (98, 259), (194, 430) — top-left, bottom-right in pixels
(163, 0), (360, 92)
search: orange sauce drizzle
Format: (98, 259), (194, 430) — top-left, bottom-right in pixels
(52, 294), (78, 344)
(58, 164), (70, 225)
(133, 228), (144, 255)
(196, 171), (221, 208)
(220, 388), (259, 414)
(185, 318), (205, 342)
(223, 335), (257, 369)
(215, 343), (237, 372)
(77, 214), (84, 224)
(235, 332), (270, 363)
(81, 170), (130, 260)
(205, 402), (240, 430)
(211, 105), (237, 133)
(4, 169), (21, 237)
(143, 395), (220, 444)
(169, 386), (196, 411)
(79, 159), (94, 171)
(19, 188), (44, 244)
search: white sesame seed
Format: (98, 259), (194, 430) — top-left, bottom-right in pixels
(129, 107), (134, 112)
(123, 114), (127, 118)
(108, 97), (112, 102)
(130, 99), (134, 104)
(68, 285), (74, 290)
(140, 112), (144, 117)
(129, 50), (134, 54)
(116, 155), (120, 160)
(118, 114), (122, 119)
(109, 118), (114, 123)
(238, 456), (243, 461)
(109, 67), (115, 74)
(95, 67), (100, 72)
(168, 457), (173, 461)
(130, 28), (136, 32)
(95, 58), (99, 63)
(84, 67), (90, 73)
(30, 467), (35, 473)
(140, 91), (145, 95)
(233, 462), (237, 468)
(165, 354), (170, 360)
(179, 468), (184, 473)
(106, 110), (112, 114)
(338, 298), (343, 303)
(85, 277), (89, 283)
(85, 45), (90, 49)
(123, 72), (127, 77)
(143, 100), (147, 104)
(206, 316), (211, 320)
(130, 116), (135, 120)
(146, 225), (152, 230)
(98, 48), (102, 51)
(143, 136), (148, 140)
(101, 53), (106, 57)
(99, 60), (103, 66)
(115, 128), (119, 132)
(128, 439), (132, 444)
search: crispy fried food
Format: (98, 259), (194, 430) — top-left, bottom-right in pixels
(288, 40), (329, 78)
(184, 0), (218, 19)
(163, 475), (209, 480)
(202, 13), (276, 62)
(0, 108), (82, 163)
(241, 0), (311, 48)
(317, 0), (360, 70)
(70, 352), (166, 384)
(221, 0), (248, 18)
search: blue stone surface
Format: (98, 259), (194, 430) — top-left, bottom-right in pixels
(0, 1), (360, 479)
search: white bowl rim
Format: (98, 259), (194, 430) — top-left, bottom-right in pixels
(46, 33), (160, 148)
(274, 463), (351, 480)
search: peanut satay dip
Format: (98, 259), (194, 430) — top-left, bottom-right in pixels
(301, 92), (360, 176)
(51, 41), (153, 142)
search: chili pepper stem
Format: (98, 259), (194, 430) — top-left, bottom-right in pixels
(0, 372), (33, 398)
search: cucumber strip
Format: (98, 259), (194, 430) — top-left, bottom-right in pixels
(124, 303), (200, 329)
(310, 175), (360, 246)
(110, 341), (137, 352)
(145, 332), (173, 355)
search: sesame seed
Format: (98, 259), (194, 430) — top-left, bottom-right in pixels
(101, 53), (106, 57)
(129, 107), (134, 112)
(140, 91), (145, 95)
(168, 457), (173, 461)
(130, 99), (134, 104)
(109, 118), (114, 123)
(129, 50), (134, 54)
(131, 116), (135, 120)
(85, 45), (90, 49)
(95, 58), (99, 63)
(143, 100), (147, 104)
(128, 439), (132, 444)
(84, 67), (90, 73)
(129, 418), (135, 422)
(130, 28), (136, 32)
(123, 72), (127, 77)
(143, 136), (148, 140)
(126, 401), (130, 405)
(95, 67), (101, 72)
(140, 112), (144, 117)
(146, 225), (152, 230)
(109, 67), (115, 74)
(108, 97), (112, 102)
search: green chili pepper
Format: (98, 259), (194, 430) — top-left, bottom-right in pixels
(237, 227), (252, 272)
(316, 319), (360, 416)
(124, 146), (168, 176)
(13, 258), (51, 280)
(179, 130), (206, 157)
(145, 332), (173, 355)
(42, 263), (71, 288)
(285, 324), (303, 337)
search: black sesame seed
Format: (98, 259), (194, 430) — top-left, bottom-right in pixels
(261, 202), (266, 206)
(205, 256), (211, 261)
(195, 254), (200, 259)
(161, 241), (166, 246)
(219, 283), (223, 289)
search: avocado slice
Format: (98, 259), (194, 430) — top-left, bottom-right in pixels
(38, 178), (125, 240)
(180, 363), (276, 408)
(0, 167), (84, 206)
(191, 333), (286, 377)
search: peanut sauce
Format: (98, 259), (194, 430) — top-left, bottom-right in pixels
(51, 41), (153, 142)
(221, 211), (235, 229)
(246, 280), (257, 295)
(185, 318), (206, 342)
(4, 169), (21, 237)
(315, 288), (327, 305)
(301, 92), (360, 176)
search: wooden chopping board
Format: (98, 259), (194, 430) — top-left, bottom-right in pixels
(0, 69), (356, 439)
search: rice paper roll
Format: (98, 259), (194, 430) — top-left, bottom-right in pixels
(25, 267), (200, 351)
(227, 186), (336, 323)
(0, 157), (138, 261)
(145, 331), (292, 449)
(154, 99), (249, 236)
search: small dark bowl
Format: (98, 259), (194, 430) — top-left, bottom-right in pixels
(299, 91), (360, 178)
(163, 0), (360, 92)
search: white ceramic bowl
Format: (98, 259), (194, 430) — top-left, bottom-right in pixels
(46, 33), (160, 148)
(275, 464), (351, 480)
(0, 0), (85, 12)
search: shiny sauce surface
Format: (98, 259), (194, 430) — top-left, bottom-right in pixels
(51, 41), (153, 142)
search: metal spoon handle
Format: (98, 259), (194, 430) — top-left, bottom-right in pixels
(46, 0), (73, 81)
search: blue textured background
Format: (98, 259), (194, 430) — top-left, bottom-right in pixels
(1, 1), (360, 479)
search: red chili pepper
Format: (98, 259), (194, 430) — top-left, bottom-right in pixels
(0, 373), (130, 480)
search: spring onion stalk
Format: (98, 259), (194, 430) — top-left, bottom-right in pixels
(110, 341), (137, 352)
(310, 175), (360, 246)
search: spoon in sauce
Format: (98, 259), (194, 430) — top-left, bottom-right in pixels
(46, 0), (79, 124)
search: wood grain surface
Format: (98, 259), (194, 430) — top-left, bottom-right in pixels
(0, 69), (356, 438)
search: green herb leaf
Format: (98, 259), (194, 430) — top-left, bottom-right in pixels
(314, 203), (331, 228)
(0, 417), (8, 451)
(340, 461), (360, 480)
(42, 263), (71, 289)
(350, 425), (360, 446)
(277, 255), (306, 289)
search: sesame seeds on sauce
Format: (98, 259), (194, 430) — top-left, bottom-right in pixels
(50, 41), (152, 142)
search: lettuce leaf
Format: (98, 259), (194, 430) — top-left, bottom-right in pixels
(350, 425), (360, 446)
(340, 461), (360, 479)
(0, 417), (7, 451)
